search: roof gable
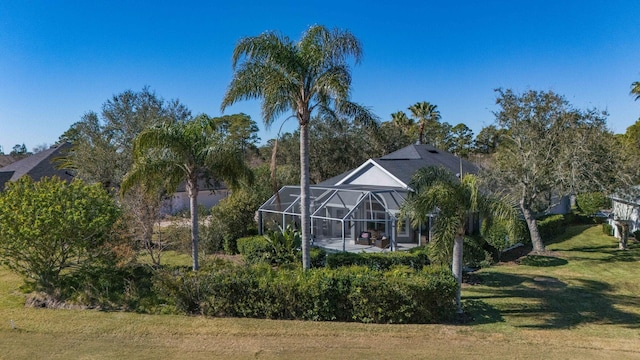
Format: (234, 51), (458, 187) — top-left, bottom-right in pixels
(335, 159), (407, 188)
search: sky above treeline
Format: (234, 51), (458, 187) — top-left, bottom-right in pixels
(1, 1), (639, 153)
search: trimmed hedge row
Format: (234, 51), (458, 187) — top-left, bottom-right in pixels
(156, 264), (457, 324)
(326, 250), (430, 270)
(537, 214), (566, 241)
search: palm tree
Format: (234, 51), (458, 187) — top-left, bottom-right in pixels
(632, 81), (640, 101)
(390, 111), (414, 135)
(400, 166), (520, 313)
(222, 25), (376, 269)
(408, 101), (441, 145)
(121, 115), (252, 271)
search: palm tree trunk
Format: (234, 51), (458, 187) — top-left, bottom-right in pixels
(300, 122), (311, 270)
(521, 202), (545, 253)
(451, 233), (464, 314)
(188, 180), (199, 271)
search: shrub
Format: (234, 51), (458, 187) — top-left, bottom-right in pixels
(155, 263), (456, 323)
(576, 192), (610, 216)
(326, 250), (430, 270)
(0, 177), (121, 296)
(310, 247), (327, 268)
(237, 235), (270, 264)
(537, 214), (565, 240)
(602, 223), (614, 236)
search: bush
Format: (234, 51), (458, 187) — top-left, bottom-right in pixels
(576, 192), (610, 216)
(155, 263), (457, 323)
(537, 214), (566, 240)
(0, 177), (121, 296)
(310, 247), (327, 268)
(326, 250), (430, 270)
(602, 223), (614, 236)
(237, 235), (270, 264)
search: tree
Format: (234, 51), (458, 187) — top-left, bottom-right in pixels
(631, 81), (640, 101)
(486, 89), (617, 252)
(400, 166), (520, 313)
(408, 101), (441, 145)
(0, 177), (120, 295)
(211, 113), (261, 160)
(121, 115), (252, 271)
(449, 123), (474, 158)
(58, 87), (191, 189)
(10, 143), (28, 156)
(473, 125), (506, 154)
(222, 25), (376, 269)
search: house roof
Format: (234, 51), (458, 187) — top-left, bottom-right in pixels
(0, 142), (74, 189)
(319, 144), (478, 189)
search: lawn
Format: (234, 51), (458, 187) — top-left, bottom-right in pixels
(0, 225), (639, 359)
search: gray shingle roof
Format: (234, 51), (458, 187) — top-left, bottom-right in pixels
(0, 143), (74, 189)
(319, 144), (478, 188)
(375, 144), (478, 186)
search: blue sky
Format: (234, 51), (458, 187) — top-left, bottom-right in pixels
(1, 1), (639, 153)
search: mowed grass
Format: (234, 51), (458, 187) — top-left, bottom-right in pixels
(1, 225), (639, 359)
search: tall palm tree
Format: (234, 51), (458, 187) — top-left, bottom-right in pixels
(400, 166), (520, 313)
(408, 101), (441, 145)
(121, 115), (252, 271)
(632, 81), (640, 101)
(222, 25), (376, 269)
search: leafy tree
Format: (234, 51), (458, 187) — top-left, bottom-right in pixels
(473, 125), (506, 154)
(0, 177), (120, 295)
(58, 87), (190, 189)
(222, 25), (376, 269)
(10, 143), (28, 156)
(121, 115), (252, 271)
(576, 192), (610, 215)
(449, 123), (474, 158)
(486, 89), (617, 252)
(400, 166), (520, 313)
(211, 113), (261, 160)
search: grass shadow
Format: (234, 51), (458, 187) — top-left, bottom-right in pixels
(517, 255), (568, 267)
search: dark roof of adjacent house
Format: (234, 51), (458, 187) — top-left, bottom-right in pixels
(318, 144), (478, 188)
(374, 144), (478, 185)
(0, 142), (74, 189)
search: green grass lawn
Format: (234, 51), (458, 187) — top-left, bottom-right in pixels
(1, 225), (639, 359)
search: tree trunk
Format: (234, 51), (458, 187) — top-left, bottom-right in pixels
(521, 202), (545, 253)
(299, 122), (311, 270)
(614, 220), (628, 250)
(451, 232), (464, 314)
(188, 180), (199, 271)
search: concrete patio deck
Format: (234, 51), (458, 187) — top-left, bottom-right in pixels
(312, 237), (420, 253)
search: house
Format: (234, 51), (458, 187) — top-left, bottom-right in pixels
(161, 180), (230, 215)
(0, 143), (74, 189)
(257, 144), (479, 252)
(609, 194), (640, 237)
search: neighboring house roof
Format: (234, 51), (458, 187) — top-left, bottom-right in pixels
(0, 143), (74, 189)
(319, 144), (478, 189)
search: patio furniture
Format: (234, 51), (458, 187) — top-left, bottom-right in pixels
(356, 231), (371, 245)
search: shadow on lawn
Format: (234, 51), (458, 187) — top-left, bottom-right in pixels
(465, 272), (640, 329)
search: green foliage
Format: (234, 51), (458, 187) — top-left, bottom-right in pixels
(481, 218), (522, 254)
(263, 225), (301, 267)
(325, 250), (430, 271)
(602, 223), (614, 236)
(236, 235), (270, 264)
(0, 177), (121, 295)
(537, 214), (566, 241)
(310, 247), (327, 268)
(463, 236), (494, 268)
(576, 192), (610, 215)
(155, 263), (457, 324)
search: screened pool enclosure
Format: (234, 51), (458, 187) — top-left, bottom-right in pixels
(257, 185), (427, 252)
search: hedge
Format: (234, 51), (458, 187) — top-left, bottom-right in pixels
(326, 249), (430, 270)
(156, 264), (456, 324)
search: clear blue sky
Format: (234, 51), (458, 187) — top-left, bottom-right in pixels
(1, 1), (639, 153)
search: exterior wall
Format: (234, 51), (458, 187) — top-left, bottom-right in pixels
(162, 189), (230, 215)
(611, 199), (640, 235)
(342, 164), (402, 187)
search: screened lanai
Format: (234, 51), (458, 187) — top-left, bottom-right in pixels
(257, 185), (424, 252)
